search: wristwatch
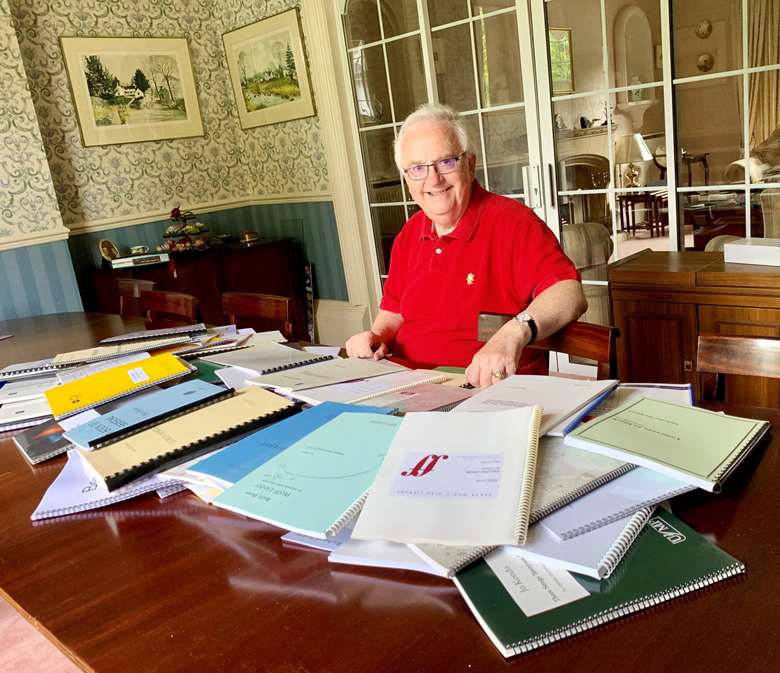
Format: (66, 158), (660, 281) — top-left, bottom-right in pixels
(514, 311), (537, 344)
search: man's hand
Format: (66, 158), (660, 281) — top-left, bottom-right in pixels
(345, 330), (390, 360)
(465, 320), (530, 388)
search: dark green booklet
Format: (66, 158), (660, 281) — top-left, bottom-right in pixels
(454, 509), (744, 657)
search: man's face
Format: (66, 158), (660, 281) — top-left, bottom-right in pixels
(399, 122), (476, 228)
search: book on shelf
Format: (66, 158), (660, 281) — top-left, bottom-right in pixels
(50, 336), (193, 367)
(0, 375), (59, 404)
(31, 450), (185, 521)
(564, 397), (771, 492)
(200, 339), (332, 373)
(502, 506), (655, 579)
(288, 369), (458, 406)
(540, 467), (694, 540)
(454, 509), (745, 658)
(64, 379), (233, 449)
(351, 406), (541, 547)
(44, 353), (193, 419)
(188, 401), (392, 487)
(213, 412), (403, 539)
(248, 357), (405, 393)
(452, 375), (618, 435)
(78, 387), (295, 491)
(100, 323), (207, 344)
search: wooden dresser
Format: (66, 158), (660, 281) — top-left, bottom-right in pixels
(609, 250), (780, 406)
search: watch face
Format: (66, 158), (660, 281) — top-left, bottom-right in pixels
(695, 19), (712, 39)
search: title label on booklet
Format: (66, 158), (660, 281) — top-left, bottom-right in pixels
(486, 548), (589, 617)
(392, 452), (502, 498)
(127, 367), (150, 384)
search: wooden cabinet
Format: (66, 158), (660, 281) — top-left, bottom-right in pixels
(609, 250), (780, 406)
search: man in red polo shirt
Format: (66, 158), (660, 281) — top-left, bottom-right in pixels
(346, 104), (586, 387)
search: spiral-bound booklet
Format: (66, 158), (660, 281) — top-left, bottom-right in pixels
(200, 339), (332, 374)
(351, 406), (541, 547)
(454, 509), (745, 658)
(213, 412), (403, 539)
(78, 386), (295, 491)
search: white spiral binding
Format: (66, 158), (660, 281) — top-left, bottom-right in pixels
(327, 489), (371, 538)
(513, 405), (542, 545)
(597, 506), (654, 578)
(352, 374), (450, 403)
(510, 562), (746, 655)
(712, 420), (770, 487)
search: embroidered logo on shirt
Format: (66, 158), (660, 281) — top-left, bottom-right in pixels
(466, 273), (475, 286)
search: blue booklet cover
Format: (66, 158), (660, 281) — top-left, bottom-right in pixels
(64, 380), (230, 448)
(190, 401), (391, 486)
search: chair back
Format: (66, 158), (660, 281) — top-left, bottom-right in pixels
(697, 334), (780, 402)
(526, 321), (619, 380)
(117, 278), (155, 317)
(139, 290), (200, 329)
(222, 292), (294, 339)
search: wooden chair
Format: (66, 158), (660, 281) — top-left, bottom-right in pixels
(139, 290), (200, 329)
(116, 278), (155, 317)
(697, 334), (780, 402)
(222, 292), (294, 340)
(478, 318), (619, 380)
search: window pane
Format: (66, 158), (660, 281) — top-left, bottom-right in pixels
(386, 35), (428, 120)
(606, 0), (663, 90)
(758, 188), (780, 237)
(360, 128), (402, 203)
(748, 70), (780, 184)
(474, 12), (524, 107)
(546, 0), (605, 94)
(561, 218), (613, 282)
(460, 113), (486, 185)
(471, 1), (515, 12)
(678, 190), (748, 250)
(349, 44), (391, 126)
(380, 0), (419, 38)
(428, 1), (469, 27)
(675, 77), (743, 187)
(482, 108), (528, 196)
(672, 0), (743, 78)
(553, 95), (609, 168)
(371, 205), (407, 275)
(748, 0), (780, 67)
(433, 24), (478, 111)
(345, 0), (381, 46)
(613, 85), (667, 187)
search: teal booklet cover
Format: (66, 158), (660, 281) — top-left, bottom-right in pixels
(214, 412), (402, 538)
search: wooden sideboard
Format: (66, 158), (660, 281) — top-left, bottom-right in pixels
(90, 238), (309, 339)
(609, 250), (780, 406)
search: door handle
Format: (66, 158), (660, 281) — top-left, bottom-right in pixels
(522, 165), (542, 209)
(547, 163), (556, 208)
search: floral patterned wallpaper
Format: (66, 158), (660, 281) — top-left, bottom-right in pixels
(0, 0), (65, 241)
(8, 0), (329, 230)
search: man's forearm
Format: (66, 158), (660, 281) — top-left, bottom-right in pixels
(370, 309), (404, 344)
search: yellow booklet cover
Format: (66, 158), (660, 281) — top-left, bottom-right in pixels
(79, 386), (294, 490)
(45, 353), (193, 419)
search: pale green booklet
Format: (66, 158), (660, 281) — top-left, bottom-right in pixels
(564, 397), (770, 492)
(213, 412), (402, 538)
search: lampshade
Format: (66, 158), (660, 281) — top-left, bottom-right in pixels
(614, 133), (653, 164)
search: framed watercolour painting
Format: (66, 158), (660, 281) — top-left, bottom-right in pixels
(223, 9), (315, 130)
(60, 37), (204, 147)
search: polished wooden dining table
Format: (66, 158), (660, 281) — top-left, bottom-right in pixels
(1, 312), (779, 672)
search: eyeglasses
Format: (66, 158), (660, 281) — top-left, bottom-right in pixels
(403, 153), (466, 181)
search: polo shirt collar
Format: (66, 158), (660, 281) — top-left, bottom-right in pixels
(418, 180), (487, 242)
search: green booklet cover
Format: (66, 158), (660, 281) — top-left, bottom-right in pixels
(454, 509), (744, 658)
(564, 397), (770, 491)
(214, 412), (402, 538)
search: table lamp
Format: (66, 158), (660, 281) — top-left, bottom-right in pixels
(614, 133), (652, 187)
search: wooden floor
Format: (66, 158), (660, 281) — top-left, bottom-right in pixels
(0, 597), (80, 672)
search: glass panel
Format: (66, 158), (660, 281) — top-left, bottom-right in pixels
(580, 284), (611, 326)
(678, 190), (747, 250)
(606, 0), (663, 90)
(483, 108), (527, 195)
(386, 36), (427, 121)
(360, 128), (402, 203)
(471, 1), (515, 12)
(428, 1), (469, 27)
(371, 205), (407, 275)
(672, 0), (743, 78)
(349, 44), (391, 127)
(613, 86), (667, 187)
(615, 189), (670, 245)
(546, 0), (605, 94)
(345, 0), (381, 46)
(675, 77), (743, 187)
(380, 0), (419, 38)
(433, 24), (478, 111)
(748, 1), (780, 67)
(561, 216), (613, 281)
(460, 113), (486, 185)
(473, 11), (523, 107)
(748, 70), (780, 184)
(757, 188), (780, 237)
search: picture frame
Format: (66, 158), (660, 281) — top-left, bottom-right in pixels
(222, 9), (315, 130)
(548, 28), (574, 94)
(60, 36), (204, 147)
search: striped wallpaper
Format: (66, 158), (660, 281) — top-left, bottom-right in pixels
(0, 241), (83, 321)
(68, 201), (349, 304)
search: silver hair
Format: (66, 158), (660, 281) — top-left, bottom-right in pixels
(393, 103), (474, 170)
